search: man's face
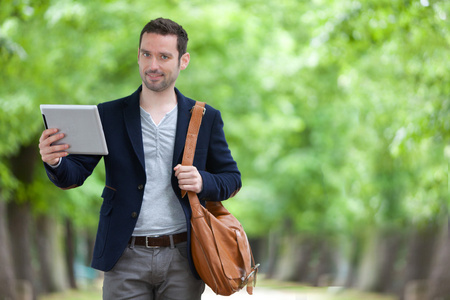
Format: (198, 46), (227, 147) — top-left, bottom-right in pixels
(138, 32), (189, 93)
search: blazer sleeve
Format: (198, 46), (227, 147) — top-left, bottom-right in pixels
(197, 110), (241, 201)
(44, 154), (102, 189)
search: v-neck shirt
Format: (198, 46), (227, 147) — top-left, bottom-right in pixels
(132, 105), (186, 236)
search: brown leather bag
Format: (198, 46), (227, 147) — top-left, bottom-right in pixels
(181, 102), (259, 296)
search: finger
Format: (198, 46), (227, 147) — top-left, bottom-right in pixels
(41, 143), (69, 156)
(178, 177), (196, 185)
(174, 165), (197, 177)
(39, 133), (64, 150)
(39, 128), (70, 166)
(39, 128), (60, 142)
(179, 184), (192, 191)
(45, 132), (66, 147)
(41, 150), (68, 166)
(42, 151), (68, 161)
(175, 171), (191, 180)
(179, 181), (196, 189)
(174, 164), (185, 177)
(179, 181), (203, 193)
(39, 141), (69, 159)
(174, 165), (189, 177)
(176, 172), (199, 182)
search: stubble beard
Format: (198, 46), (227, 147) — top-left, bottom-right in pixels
(141, 61), (181, 93)
(142, 71), (171, 93)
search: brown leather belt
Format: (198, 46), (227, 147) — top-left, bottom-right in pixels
(129, 232), (187, 248)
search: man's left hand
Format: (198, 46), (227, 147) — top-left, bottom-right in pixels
(174, 164), (203, 194)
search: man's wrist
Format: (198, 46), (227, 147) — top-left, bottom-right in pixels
(47, 158), (62, 169)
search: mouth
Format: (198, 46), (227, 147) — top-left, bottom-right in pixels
(146, 72), (164, 81)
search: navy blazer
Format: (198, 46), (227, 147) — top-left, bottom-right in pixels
(44, 86), (241, 276)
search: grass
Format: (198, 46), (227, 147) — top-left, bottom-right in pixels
(39, 286), (101, 300)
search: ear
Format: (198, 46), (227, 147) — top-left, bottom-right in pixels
(180, 52), (190, 70)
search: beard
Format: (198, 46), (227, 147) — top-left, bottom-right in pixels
(141, 70), (178, 93)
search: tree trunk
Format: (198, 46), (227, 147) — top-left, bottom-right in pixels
(35, 214), (67, 294)
(263, 229), (280, 279)
(400, 223), (440, 299)
(273, 232), (303, 281)
(345, 235), (364, 288)
(0, 200), (17, 299)
(295, 237), (317, 283)
(7, 200), (35, 298)
(312, 239), (335, 286)
(371, 228), (404, 294)
(426, 221), (450, 300)
(7, 143), (39, 299)
(356, 228), (404, 293)
(10, 144), (37, 185)
(65, 218), (77, 289)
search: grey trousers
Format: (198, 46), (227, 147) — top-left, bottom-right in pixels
(103, 241), (205, 300)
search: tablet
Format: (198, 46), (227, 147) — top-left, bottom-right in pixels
(40, 104), (109, 155)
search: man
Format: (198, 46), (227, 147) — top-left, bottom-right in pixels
(38, 18), (241, 300)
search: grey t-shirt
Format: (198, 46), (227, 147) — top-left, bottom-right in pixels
(132, 105), (186, 236)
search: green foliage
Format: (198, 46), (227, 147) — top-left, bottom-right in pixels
(0, 0), (448, 238)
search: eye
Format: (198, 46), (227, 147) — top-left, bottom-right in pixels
(143, 53), (150, 57)
(161, 55), (169, 60)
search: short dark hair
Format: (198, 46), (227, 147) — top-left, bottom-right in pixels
(139, 18), (188, 60)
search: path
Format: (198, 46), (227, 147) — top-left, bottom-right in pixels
(202, 286), (324, 300)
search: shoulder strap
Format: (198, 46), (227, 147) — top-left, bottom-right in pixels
(180, 101), (206, 198)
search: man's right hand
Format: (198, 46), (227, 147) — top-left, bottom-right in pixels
(39, 128), (69, 166)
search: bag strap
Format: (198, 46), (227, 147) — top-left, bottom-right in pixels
(180, 101), (206, 198)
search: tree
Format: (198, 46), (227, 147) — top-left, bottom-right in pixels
(0, 199), (16, 299)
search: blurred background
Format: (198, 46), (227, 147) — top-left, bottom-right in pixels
(0, 0), (448, 299)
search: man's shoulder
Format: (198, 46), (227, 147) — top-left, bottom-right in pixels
(175, 87), (216, 106)
(177, 90), (220, 117)
(98, 97), (126, 110)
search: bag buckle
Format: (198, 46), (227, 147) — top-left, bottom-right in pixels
(239, 264), (260, 288)
(145, 235), (161, 248)
(190, 106), (206, 115)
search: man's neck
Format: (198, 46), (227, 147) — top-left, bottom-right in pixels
(140, 85), (178, 125)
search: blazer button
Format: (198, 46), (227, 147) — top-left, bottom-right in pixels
(137, 184), (144, 190)
(131, 212), (138, 218)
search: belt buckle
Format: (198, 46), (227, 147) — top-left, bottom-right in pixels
(145, 235), (160, 248)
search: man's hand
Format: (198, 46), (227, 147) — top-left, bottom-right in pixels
(174, 164), (203, 194)
(39, 128), (69, 166)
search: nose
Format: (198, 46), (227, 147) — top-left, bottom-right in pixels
(149, 57), (159, 71)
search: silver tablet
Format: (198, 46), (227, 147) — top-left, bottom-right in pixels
(40, 104), (109, 155)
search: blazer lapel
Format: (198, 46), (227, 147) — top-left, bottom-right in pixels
(123, 86), (145, 170)
(172, 88), (194, 168)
